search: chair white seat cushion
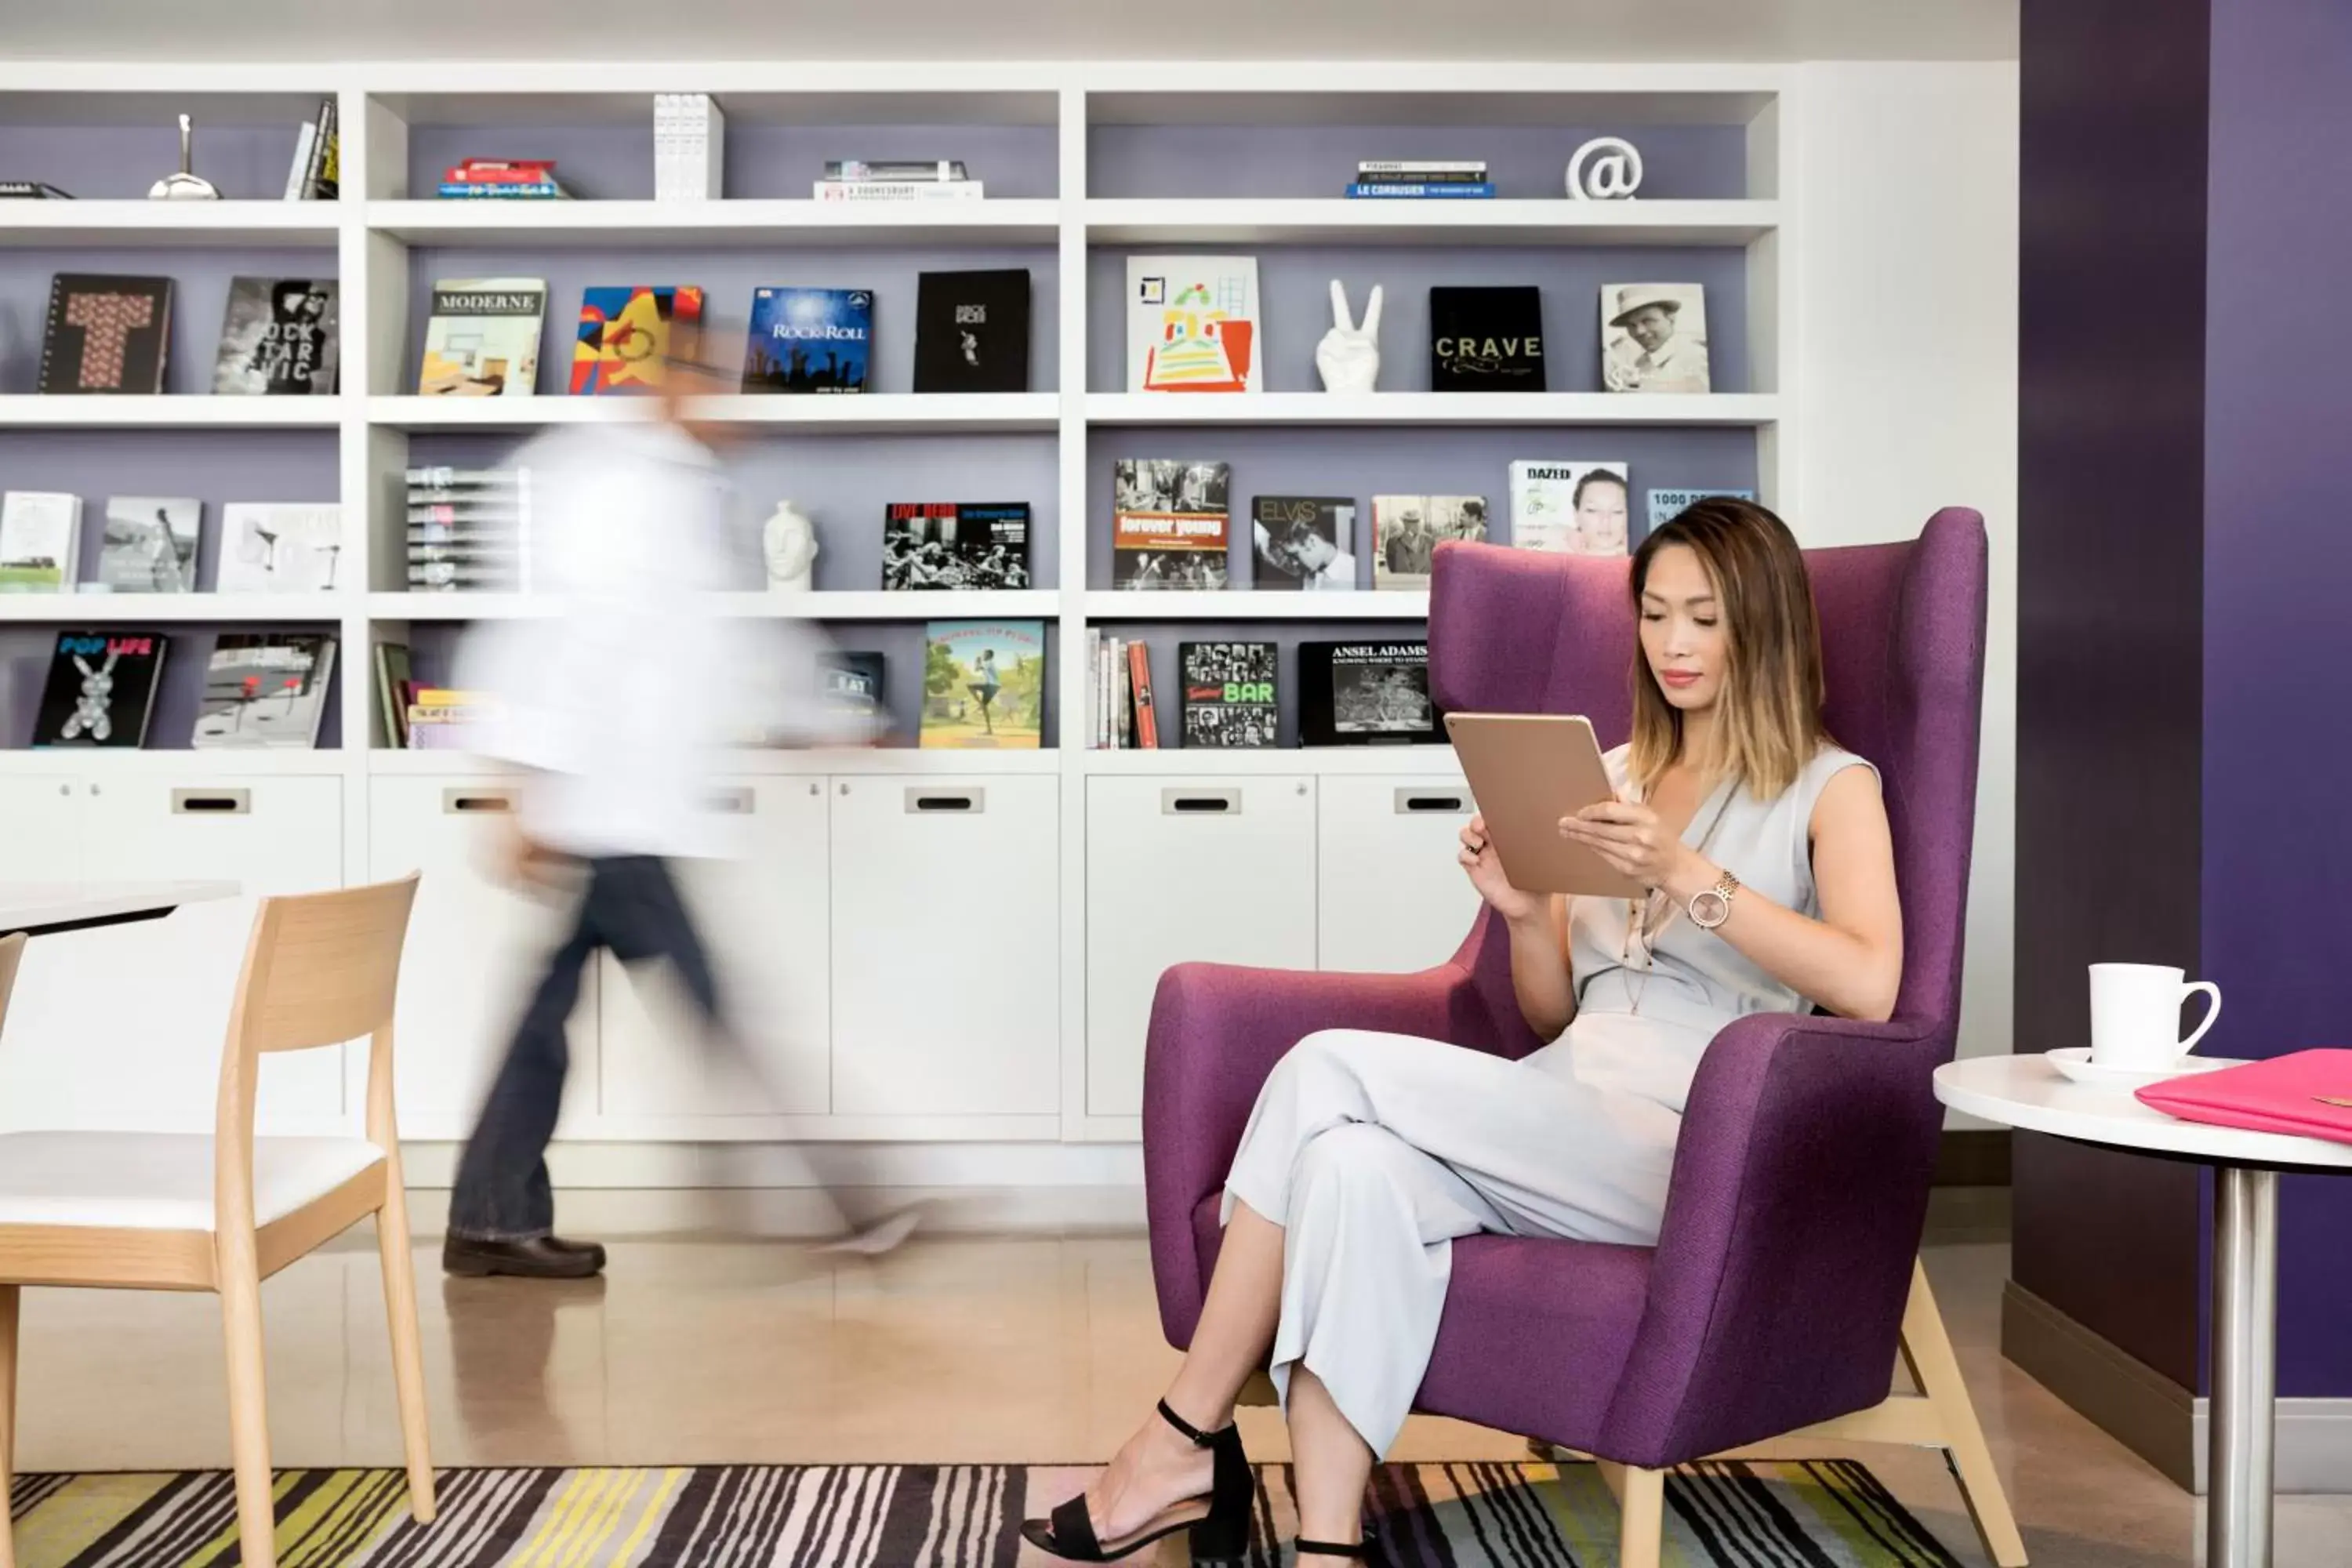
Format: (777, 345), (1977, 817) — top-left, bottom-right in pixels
(0, 1132), (384, 1231)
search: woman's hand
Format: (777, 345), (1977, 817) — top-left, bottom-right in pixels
(1459, 813), (1546, 923)
(1559, 800), (1711, 898)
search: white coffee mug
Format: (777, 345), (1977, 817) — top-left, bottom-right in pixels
(2089, 963), (2222, 1070)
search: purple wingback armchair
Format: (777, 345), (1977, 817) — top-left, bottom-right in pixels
(1142, 509), (1990, 1472)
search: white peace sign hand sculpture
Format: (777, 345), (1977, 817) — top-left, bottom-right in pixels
(1314, 280), (1383, 394)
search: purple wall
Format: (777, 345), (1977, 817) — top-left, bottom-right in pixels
(1088, 124), (1746, 200)
(2013, 0), (2213, 1391)
(401, 243), (1057, 397)
(1086, 243), (1753, 394)
(2199, 0), (2352, 1399)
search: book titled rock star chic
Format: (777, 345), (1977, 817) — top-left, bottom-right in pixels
(740, 287), (872, 394)
(38, 274), (173, 394)
(212, 277), (339, 395)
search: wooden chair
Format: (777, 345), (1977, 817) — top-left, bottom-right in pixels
(0, 877), (434, 1568)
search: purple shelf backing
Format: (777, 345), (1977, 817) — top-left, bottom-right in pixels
(1089, 122), (1748, 201)
(0, 621), (343, 751)
(401, 430), (1059, 595)
(1085, 618), (1432, 752)
(405, 122), (1059, 202)
(1085, 423), (1758, 590)
(399, 243), (1058, 397)
(0, 430), (339, 590)
(397, 615), (1059, 753)
(1087, 243), (1751, 395)
(0, 120), (320, 202)
(0, 246), (342, 397)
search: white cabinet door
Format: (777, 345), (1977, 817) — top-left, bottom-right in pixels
(0, 774), (85, 884)
(829, 775), (1058, 1116)
(366, 778), (597, 1142)
(597, 779), (831, 1119)
(1084, 776), (1318, 1117)
(1317, 775), (1484, 975)
(64, 776), (347, 1130)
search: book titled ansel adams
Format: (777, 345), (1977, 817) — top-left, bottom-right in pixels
(742, 287), (872, 394)
(213, 277), (339, 395)
(418, 278), (546, 396)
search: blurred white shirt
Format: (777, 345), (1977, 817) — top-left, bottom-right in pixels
(459, 414), (840, 859)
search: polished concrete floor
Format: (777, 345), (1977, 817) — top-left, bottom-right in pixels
(13, 1209), (2350, 1566)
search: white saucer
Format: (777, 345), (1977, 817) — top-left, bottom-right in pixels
(2045, 1047), (2241, 1087)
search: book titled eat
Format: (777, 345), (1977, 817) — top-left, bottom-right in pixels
(2136, 1048), (2352, 1147)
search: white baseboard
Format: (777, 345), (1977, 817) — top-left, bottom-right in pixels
(396, 1139), (1145, 1190)
(400, 1183), (1148, 1239)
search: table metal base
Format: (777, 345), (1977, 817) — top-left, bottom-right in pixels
(1, 906), (178, 940)
(2210, 1166), (2279, 1568)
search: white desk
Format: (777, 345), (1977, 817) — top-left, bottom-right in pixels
(1936, 1054), (2352, 1568)
(0, 881), (239, 938)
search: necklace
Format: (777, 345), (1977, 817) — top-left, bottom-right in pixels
(1620, 776), (1737, 1015)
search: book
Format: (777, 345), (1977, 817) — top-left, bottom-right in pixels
(1127, 256), (1260, 394)
(405, 688), (500, 750)
(191, 633), (336, 750)
(1179, 641), (1278, 749)
(920, 620), (1044, 750)
(882, 503), (1032, 590)
(1113, 459), (1230, 590)
(0, 181), (73, 198)
(1300, 640), (1441, 746)
(1358, 160), (1487, 176)
(1510, 462), (1631, 555)
(1129, 641), (1159, 749)
(813, 180), (983, 201)
(913, 269), (1031, 394)
(374, 641), (413, 748)
(655, 94), (724, 201)
(436, 181), (567, 198)
(818, 650), (887, 742)
(1430, 286), (1544, 391)
(1646, 487), (1757, 532)
(740, 286), (871, 394)
(418, 278), (546, 396)
(299, 95), (338, 201)
(32, 630), (168, 748)
(0, 492), (81, 593)
(826, 160), (970, 181)
(215, 503), (343, 592)
(573, 285), (703, 395)
(1345, 183), (1496, 198)
(1602, 283), (1711, 394)
(1250, 495), (1357, 591)
(96, 495), (199, 593)
(1373, 495), (1488, 589)
(283, 122), (317, 199)
(212, 277), (339, 395)
(38, 274), (172, 394)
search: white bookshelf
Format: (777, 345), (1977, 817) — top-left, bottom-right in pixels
(0, 61), (1795, 1152)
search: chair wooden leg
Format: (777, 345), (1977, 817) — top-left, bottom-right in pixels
(1596, 1461), (1664, 1568)
(219, 1261), (279, 1568)
(375, 1186), (437, 1522)
(0, 1283), (19, 1568)
(1900, 1258), (2028, 1568)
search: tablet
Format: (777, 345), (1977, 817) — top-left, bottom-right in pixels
(1443, 712), (1645, 898)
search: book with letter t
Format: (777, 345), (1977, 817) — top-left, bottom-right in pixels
(38, 274), (172, 394)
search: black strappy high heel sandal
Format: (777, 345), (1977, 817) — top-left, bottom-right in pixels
(1021, 1398), (1254, 1563)
(1294, 1541), (1366, 1559)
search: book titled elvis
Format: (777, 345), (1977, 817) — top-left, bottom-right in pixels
(38, 274), (173, 394)
(1299, 640), (1440, 746)
(913, 269), (1030, 393)
(1179, 640), (1278, 750)
(32, 630), (169, 748)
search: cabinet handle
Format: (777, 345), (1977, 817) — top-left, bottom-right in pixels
(172, 789), (250, 815)
(706, 787), (755, 815)
(1395, 789), (1468, 815)
(905, 787), (984, 814)
(1163, 789), (1240, 815)
(443, 789), (515, 815)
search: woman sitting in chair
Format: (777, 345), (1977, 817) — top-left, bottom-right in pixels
(1025, 497), (1905, 1563)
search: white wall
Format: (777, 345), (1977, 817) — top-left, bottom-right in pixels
(1789, 61), (2020, 1082)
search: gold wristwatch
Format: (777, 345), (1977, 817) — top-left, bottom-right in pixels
(1689, 868), (1740, 931)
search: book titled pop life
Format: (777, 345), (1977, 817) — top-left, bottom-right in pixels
(33, 630), (169, 748)
(742, 287), (872, 394)
(572, 285), (704, 395)
(920, 619), (1044, 750)
(1646, 488), (1758, 532)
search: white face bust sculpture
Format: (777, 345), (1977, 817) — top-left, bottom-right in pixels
(763, 499), (818, 592)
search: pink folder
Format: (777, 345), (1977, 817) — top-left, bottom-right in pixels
(2136, 1049), (2352, 1145)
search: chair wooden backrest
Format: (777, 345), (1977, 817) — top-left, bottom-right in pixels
(0, 931), (23, 1042)
(213, 875), (420, 1237)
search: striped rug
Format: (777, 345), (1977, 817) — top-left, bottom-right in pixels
(9, 1459), (1962, 1566)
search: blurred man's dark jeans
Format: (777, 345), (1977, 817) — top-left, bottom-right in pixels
(449, 856), (721, 1240)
